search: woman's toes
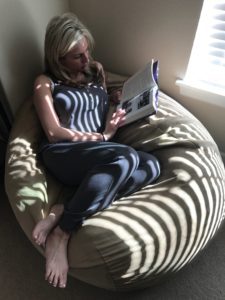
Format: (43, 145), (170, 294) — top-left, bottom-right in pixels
(59, 282), (66, 288)
(52, 276), (59, 287)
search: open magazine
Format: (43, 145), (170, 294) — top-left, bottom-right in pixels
(117, 59), (159, 126)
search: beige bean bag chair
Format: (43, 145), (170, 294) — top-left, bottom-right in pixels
(5, 74), (225, 291)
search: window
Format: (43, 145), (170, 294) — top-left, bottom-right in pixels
(180, 0), (225, 98)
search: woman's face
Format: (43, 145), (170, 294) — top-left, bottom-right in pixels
(60, 36), (90, 75)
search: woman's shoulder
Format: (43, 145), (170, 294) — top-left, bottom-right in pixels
(34, 74), (55, 93)
(34, 74), (52, 86)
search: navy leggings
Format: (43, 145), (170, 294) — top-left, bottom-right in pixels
(40, 141), (160, 232)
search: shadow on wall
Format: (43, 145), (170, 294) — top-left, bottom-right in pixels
(1, 0), (43, 115)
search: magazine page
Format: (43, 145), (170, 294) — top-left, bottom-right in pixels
(121, 59), (157, 102)
(120, 86), (158, 125)
(117, 59), (159, 126)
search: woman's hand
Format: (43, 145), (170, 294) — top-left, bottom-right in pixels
(103, 109), (126, 140)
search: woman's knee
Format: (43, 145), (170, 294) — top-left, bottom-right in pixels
(113, 145), (140, 168)
(138, 151), (161, 181)
(152, 156), (161, 180)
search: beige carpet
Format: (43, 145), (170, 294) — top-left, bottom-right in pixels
(1, 180), (225, 300)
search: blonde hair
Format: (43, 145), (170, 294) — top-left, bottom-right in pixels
(44, 13), (95, 84)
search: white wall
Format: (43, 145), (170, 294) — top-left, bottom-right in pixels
(70, 0), (225, 154)
(70, 0), (202, 89)
(0, 0), (69, 115)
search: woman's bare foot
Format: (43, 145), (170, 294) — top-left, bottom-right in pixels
(45, 226), (70, 288)
(32, 204), (64, 246)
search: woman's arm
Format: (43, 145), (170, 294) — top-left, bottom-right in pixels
(93, 62), (126, 140)
(103, 108), (126, 141)
(33, 75), (104, 143)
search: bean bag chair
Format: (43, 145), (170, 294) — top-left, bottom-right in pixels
(5, 73), (225, 291)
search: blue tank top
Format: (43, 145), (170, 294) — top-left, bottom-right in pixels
(52, 82), (109, 133)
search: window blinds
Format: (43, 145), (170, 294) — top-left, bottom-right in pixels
(185, 0), (225, 91)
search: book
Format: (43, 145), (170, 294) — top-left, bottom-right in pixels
(118, 59), (159, 126)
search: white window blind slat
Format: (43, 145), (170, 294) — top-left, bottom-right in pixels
(185, 0), (225, 91)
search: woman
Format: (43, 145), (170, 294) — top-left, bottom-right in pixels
(32, 13), (160, 288)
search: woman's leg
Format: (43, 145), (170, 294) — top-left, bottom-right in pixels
(32, 204), (64, 246)
(41, 141), (140, 231)
(116, 151), (161, 198)
(38, 141), (140, 287)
